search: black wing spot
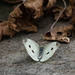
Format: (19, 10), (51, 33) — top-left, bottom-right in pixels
(29, 45), (31, 48)
(46, 52), (49, 55)
(32, 50), (35, 53)
(51, 48), (53, 50)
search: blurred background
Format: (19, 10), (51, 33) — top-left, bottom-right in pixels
(0, 0), (69, 20)
(0, 0), (22, 20)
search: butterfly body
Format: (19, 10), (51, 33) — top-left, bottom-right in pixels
(23, 39), (60, 62)
(38, 47), (44, 61)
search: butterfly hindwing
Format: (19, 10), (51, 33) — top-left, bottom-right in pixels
(40, 42), (60, 62)
(23, 39), (40, 61)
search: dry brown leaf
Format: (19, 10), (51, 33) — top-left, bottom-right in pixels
(0, 21), (16, 40)
(8, 0), (57, 32)
(23, 0), (44, 19)
(8, 3), (38, 32)
(23, 0), (56, 18)
(44, 24), (73, 43)
(70, 0), (75, 34)
(43, 0), (56, 10)
(0, 0), (57, 40)
(65, 5), (72, 18)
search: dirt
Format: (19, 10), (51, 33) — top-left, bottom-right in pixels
(0, 0), (75, 75)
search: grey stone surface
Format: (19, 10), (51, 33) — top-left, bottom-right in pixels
(0, 0), (75, 75)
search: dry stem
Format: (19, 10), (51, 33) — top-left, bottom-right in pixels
(50, 0), (67, 32)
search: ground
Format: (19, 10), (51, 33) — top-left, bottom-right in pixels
(0, 0), (75, 75)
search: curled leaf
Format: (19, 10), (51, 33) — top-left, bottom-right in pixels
(44, 24), (73, 43)
(9, 3), (38, 32)
(0, 21), (16, 40)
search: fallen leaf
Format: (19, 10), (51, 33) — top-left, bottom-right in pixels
(0, 21), (16, 40)
(44, 24), (73, 43)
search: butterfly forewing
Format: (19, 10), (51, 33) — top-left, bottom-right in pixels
(23, 39), (40, 61)
(40, 42), (60, 62)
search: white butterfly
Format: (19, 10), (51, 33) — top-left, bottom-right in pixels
(23, 39), (60, 62)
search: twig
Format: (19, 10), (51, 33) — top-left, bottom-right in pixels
(50, 0), (67, 32)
